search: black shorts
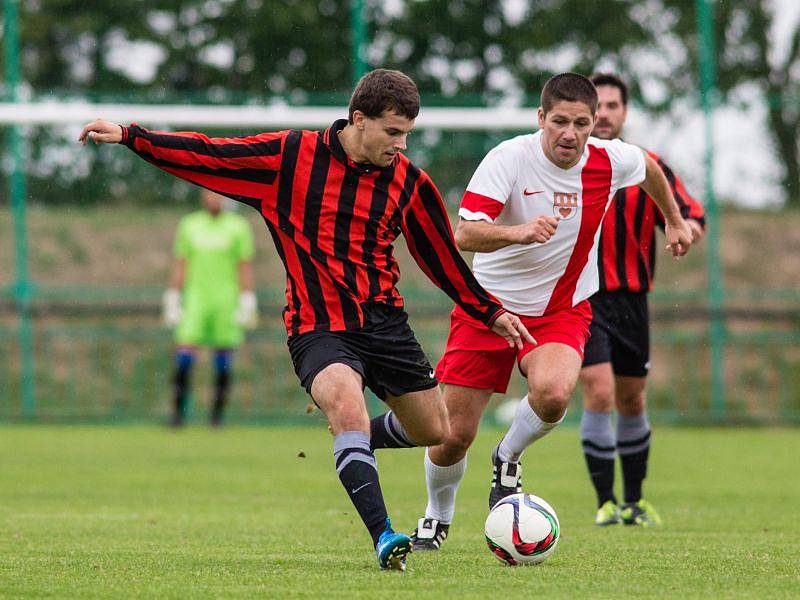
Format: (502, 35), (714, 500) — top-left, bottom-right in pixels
(287, 302), (438, 401)
(582, 291), (650, 377)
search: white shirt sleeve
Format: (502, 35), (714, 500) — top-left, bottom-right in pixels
(459, 142), (519, 223)
(605, 139), (646, 190)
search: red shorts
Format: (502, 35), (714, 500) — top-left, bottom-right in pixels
(435, 301), (593, 394)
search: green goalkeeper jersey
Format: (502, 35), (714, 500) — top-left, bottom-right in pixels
(175, 210), (255, 307)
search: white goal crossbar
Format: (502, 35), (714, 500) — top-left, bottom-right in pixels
(0, 101), (537, 130)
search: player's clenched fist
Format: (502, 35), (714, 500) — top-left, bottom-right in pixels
(78, 119), (123, 145)
(664, 217), (693, 258)
(515, 215), (560, 244)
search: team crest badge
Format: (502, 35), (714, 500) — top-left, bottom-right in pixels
(553, 192), (579, 220)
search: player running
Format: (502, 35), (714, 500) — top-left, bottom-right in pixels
(79, 69), (531, 571)
(410, 73), (693, 551)
(579, 73), (706, 527)
(163, 189), (257, 427)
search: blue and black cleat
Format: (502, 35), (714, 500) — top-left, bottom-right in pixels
(376, 518), (412, 571)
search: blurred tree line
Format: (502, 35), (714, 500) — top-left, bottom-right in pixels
(1, 0), (798, 206)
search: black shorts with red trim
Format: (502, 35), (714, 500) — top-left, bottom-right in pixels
(287, 302), (438, 401)
(582, 290), (650, 377)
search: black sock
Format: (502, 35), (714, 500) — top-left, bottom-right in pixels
(334, 431), (389, 547)
(583, 452), (617, 507)
(172, 352), (194, 422)
(580, 410), (617, 507)
(620, 445), (649, 504)
(369, 411), (416, 450)
(617, 414), (651, 504)
(211, 351), (232, 424)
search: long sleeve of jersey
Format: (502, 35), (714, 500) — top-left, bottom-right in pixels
(121, 124), (285, 209)
(401, 173), (505, 328)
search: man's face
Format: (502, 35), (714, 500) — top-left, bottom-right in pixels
(353, 109), (414, 167)
(202, 191), (224, 215)
(593, 84), (627, 140)
(537, 100), (596, 169)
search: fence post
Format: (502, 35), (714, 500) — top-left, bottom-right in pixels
(696, 0), (726, 418)
(350, 0), (367, 86)
(4, 0), (35, 417)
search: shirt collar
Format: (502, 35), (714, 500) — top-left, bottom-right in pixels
(322, 119), (395, 175)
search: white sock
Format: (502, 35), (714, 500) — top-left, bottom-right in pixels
(497, 395), (565, 462)
(424, 449), (468, 524)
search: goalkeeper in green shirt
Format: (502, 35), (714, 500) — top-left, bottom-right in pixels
(163, 189), (257, 427)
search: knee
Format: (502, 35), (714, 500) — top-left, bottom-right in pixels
(445, 424), (476, 456)
(617, 391), (646, 416)
(413, 414), (450, 447)
(431, 423), (474, 463)
(311, 365), (367, 432)
(583, 379), (614, 413)
(530, 380), (573, 422)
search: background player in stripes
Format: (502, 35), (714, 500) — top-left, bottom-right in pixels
(78, 69), (532, 571)
(162, 189), (257, 427)
(410, 73), (693, 551)
(579, 73), (706, 527)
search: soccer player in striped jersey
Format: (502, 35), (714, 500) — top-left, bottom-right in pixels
(580, 73), (706, 527)
(79, 69), (532, 571)
(410, 73), (694, 551)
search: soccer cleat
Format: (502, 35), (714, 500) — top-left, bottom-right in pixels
(410, 517), (450, 551)
(489, 446), (523, 511)
(376, 518), (412, 571)
(595, 500), (621, 526)
(621, 499), (663, 527)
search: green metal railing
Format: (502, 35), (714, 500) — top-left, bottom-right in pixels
(4, 0), (35, 416)
(697, 0), (726, 419)
(1, 316), (798, 424)
(350, 0), (367, 85)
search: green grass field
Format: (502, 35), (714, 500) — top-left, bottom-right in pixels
(1, 425), (798, 598)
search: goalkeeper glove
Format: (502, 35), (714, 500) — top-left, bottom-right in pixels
(162, 288), (182, 328)
(235, 291), (258, 329)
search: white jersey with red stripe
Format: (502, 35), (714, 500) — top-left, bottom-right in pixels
(459, 131), (646, 316)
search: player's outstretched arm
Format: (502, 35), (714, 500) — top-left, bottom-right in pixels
(640, 152), (692, 258)
(78, 119), (285, 207)
(79, 119), (123, 145)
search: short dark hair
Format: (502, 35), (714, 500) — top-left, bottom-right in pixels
(590, 73), (629, 106)
(540, 73), (598, 115)
(348, 69), (420, 123)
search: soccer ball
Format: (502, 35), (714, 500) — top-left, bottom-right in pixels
(484, 493), (560, 566)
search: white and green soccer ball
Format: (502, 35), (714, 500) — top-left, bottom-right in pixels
(485, 493), (560, 566)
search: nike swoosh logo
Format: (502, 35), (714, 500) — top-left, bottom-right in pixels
(523, 189), (545, 196)
(351, 482), (372, 494)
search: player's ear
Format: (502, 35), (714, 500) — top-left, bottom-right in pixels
(352, 111), (367, 131)
(537, 107), (545, 129)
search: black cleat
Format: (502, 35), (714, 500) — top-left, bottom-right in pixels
(489, 446), (523, 510)
(410, 517), (450, 551)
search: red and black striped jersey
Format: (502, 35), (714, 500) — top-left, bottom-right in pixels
(597, 149), (705, 293)
(122, 119), (505, 336)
